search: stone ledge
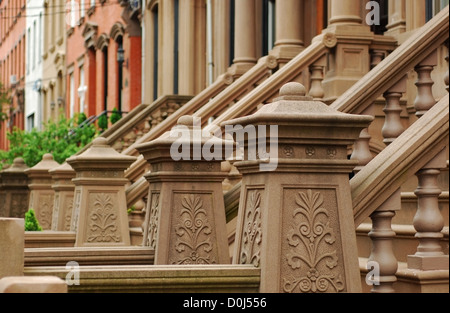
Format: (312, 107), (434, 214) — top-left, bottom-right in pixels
(25, 246), (154, 267)
(25, 231), (76, 248)
(24, 265), (261, 293)
(0, 276), (67, 293)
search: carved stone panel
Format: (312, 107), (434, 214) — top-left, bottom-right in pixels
(85, 192), (121, 243)
(51, 194), (61, 230)
(10, 193), (28, 218)
(238, 189), (264, 267)
(37, 193), (54, 230)
(63, 196), (74, 231)
(71, 190), (81, 232)
(169, 193), (218, 265)
(144, 192), (160, 249)
(0, 193), (7, 216)
(281, 188), (346, 293)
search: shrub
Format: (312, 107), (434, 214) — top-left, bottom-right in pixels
(0, 114), (98, 170)
(110, 107), (122, 125)
(97, 114), (108, 131)
(24, 209), (43, 231)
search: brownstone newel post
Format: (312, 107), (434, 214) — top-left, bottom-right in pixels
(223, 82), (373, 293)
(0, 158), (29, 218)
(66, 138), (136, 247)
(136, 115), (232, 265)
(25, 154), (60, 230)
(49, 162), (76, 231)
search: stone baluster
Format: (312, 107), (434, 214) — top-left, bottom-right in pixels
(24, 154), (60, 230)
(135, 115), (232, 265)
(0, 158), (29, 218)
(367, 188), (401, 293)
(414, 50), (437, 118)
(407, 149), (448, 271)
(308, 62), (325, 100)
(351, 106), (374, 173)
(66, 138), (137, 247)
(382, 76), (407, 145)
(49, 162), (76, 231)
(370, 50), (385, 70)
(223, 82), (373, 293)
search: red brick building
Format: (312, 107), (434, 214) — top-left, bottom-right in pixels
(0, 0), (26, 150)
(65, 0), (141, 121)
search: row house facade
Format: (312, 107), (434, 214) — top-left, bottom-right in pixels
(65, 0), (142, 120)
(0, 0), (26, 150)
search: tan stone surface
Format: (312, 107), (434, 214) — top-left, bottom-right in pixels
(67, 138), (136, 247)
(0, 157), (29, 218)
(223, 82), (372, 293)
(0, 218), (24, 279)
(24, 265), (260, 293)
(136, 115), (232, 265)
(0, 276), (67, 293)
(25, 154), (60, 230)
(49, 162), (76, 231)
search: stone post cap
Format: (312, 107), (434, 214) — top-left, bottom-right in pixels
(66, 137), (137, 171)
(135, 115), (234, 162)
(1, 157), (29, 173)
(24, 154), (60, 176)
(48, 162), (76, 176)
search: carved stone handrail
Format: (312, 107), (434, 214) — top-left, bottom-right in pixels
(122, 56), (277, 158)
(78, 95), (193, 155)
(125, 38), (330, 206)
(330, 6), (449, 115)
(209, 38), (329, 127)
(351, 94), (449, 227)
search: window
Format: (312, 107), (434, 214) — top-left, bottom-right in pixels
(27, 113), (35, 131)
(91, 0), (95, 7)
(69, 73), (75, 118)
(27, 28), (30, 74)
(39, 13), (42, 63)
(152, 6), (159, 100)
(103, 47), (108, 111)
(174, 0), (179, 94)
(81, 0), (85, 18)
(78, 66), (86, 113)
(426, 0), (449, 21)
(262, 0), (275, 56)
(33, 20), (36, 69)
(229, 0), (235, 66)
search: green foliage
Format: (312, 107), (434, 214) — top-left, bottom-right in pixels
(110, 107), (122, 125)
(24, 209), (43, 231)
(0, 114), (98, 170)
(98, 114), (108, 131)
(77, 112), (87, 125)
(127, 205), (136, 215)
(0, 82), (10, 126)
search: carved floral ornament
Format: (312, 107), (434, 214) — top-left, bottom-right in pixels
(283, 189), (344, 293)
(173, 194), (215, 265)
(240, 190), (262, 267)
(87, 193), (121, 243)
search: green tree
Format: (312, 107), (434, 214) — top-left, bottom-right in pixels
(110, 107), (122, 125)
(97, 114), (108, 132)
(0, 114), (98, 170)
(24, 209), (43, 231)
